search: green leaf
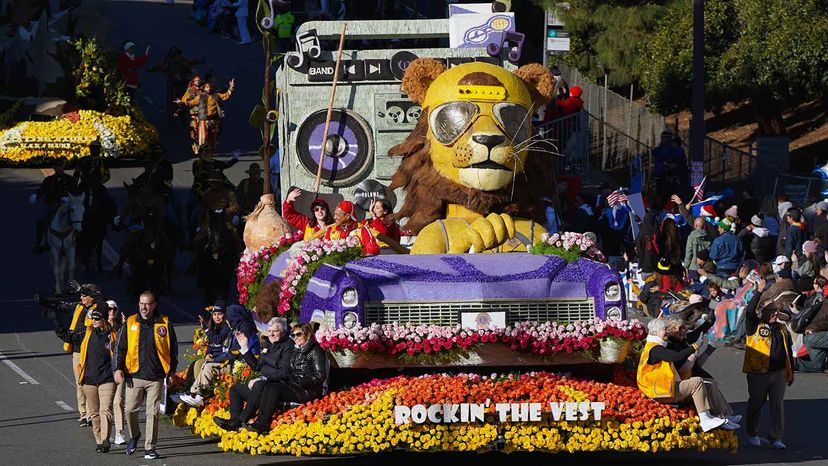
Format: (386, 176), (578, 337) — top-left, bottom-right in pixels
(249, 104), (266, 129)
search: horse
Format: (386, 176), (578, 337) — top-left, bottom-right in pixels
(192, 208), (242, 305)
(77, 183), (117, 272)
(47, 194), (85, 294)
(119, 222), (173, 300)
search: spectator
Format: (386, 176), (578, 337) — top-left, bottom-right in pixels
(794, 241), (820, 279)
(228, 323), (328, 434)
(558, 85), (584, 115)
(659, 217), (684, 272)
(814, 205), (828, 246)
(235, 163), (264, 218)
(743, 282), (795, 449)
(365, 198), (401, 244)
(54, 309), (117, 453)
(672, 194), (718, 238)
(213, 317), (294, 431)
(282, 188), (332, 238)
(759, 196), (781, 246)
(597, 199), (630, 270)
(636, 212), (661, 275)
(114, 291), (178, 460)
(231, 0), (252, 44)
(794, 296), (828, 373)
(116, 41), (150, 100)
(739, 215), (774, 263)
(695, 249), (717, 275)
(684, 217), (713, 272)
(569, 194), (594, 233)
(637, 318), (738, 432)
(709, 218), (744, 277)
(542, 196), (559, 234)
(776, 197), (793, 255)
(180, 304), (260, 407)
(783, 208), (805, 262)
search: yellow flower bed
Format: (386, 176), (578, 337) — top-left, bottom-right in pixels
(181, 373), (738, 456)
(0, 110), (158, 162)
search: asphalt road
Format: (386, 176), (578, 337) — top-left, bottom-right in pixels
(1, 1), (827, 465)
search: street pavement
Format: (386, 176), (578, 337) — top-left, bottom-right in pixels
(0, 1), (827, 465)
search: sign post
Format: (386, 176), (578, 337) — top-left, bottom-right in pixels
(543, 5), (570, 67)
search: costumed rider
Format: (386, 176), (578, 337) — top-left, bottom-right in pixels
(54, 308), (118, 453)
(637, 317), (740, 433)
(282, 188), (332, 238)
(324, 200), (380, 256)
(36, 282), (103, 427)
(30, 158), (78, 253)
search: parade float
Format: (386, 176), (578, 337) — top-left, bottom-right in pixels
(0, 38), (158, 164)
(177, 12), (736, 456)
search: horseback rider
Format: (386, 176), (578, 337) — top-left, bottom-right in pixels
(31, 158), (78, 253)
(116, 177), (166, 232)
(191, 151), (240, 198)
(73, 151), (110, 195)
(235, 162), (263, 218)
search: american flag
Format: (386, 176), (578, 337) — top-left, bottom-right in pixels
(692, 177), (706, 203)
(606, 189), (629, 207)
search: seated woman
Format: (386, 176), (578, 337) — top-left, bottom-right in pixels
(637, 317), (739, 432)
(213, 317), (294, 431)
(235, 322), (327, 434)
(282, 188), (332, 238)
(174, 301), (232, 404)
(180, 304), (260, 407)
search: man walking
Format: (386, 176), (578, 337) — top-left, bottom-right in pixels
(114, 291), (177, 460)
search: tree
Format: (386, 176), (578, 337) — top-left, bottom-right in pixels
(639, 0), (828, 135)
(541, 0), (680, 87)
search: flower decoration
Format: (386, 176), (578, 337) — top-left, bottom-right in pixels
(236, 231), (303, 306)
(182, 372), (737, 456)
(316, 319), (646, 361)
(0, 109), (158, 163)
(277, 236), (364, 320)
(531, 232), (606, 263)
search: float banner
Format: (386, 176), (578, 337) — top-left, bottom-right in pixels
(394, 402), (606, 425)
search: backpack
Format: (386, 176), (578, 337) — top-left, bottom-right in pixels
(791, 296), (823, 334)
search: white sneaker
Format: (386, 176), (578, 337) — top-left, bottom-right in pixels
(727, 414), (742, 424)
(721, 420), (740, 430)
(114, 430), (126, 445)
(180, 394), (203, 407)
(699, 416), (727, 432)
(772, 440), (787, 450)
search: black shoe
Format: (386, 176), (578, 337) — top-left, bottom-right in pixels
(245, 423), (270, 435)
(95, 444), (103, 453)
(100, 440), (110, 453)
(144, 449), (159, 460)
(213, 416), (241, 431)
(125, 436), (139, 455)
(78, 417), (88, 427)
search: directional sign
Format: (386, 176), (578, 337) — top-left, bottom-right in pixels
(363, 59), (394, 80)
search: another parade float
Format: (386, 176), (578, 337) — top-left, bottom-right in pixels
(175, 13), (736, 456)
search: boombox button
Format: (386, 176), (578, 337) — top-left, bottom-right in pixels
(364, 59), (393, 81)
(308, 61), (365, 82)
(390, 51), (418, 80)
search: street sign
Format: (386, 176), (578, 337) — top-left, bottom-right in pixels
(544, 5), (570, 63)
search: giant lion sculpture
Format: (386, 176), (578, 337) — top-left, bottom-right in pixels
(387, 59), (556, 254)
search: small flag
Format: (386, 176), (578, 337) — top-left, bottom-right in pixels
(606, 189), (629, 208)
(692, 176), (706, 203)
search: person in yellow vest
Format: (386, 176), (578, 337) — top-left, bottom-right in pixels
(637, 318), (740, 432)
(54, 309), (117, 453)
(114, 291), (178, 460)
(743, 280), (795, 450)
(36, 282), (103, 427)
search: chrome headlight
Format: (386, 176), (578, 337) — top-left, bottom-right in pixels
(604, 282), (622, 301)
(341, 287), (358, 307)
(606, 306), (622, 321)
(342, 311), (359, 329)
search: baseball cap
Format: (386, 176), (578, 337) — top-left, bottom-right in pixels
(80, 283), (102, 298)
(773, 255), (791, 266)
(106, 300), (118, 309)
(750, 215), (763, 227)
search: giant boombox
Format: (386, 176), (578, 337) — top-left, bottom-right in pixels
(275, 19), (520, 210)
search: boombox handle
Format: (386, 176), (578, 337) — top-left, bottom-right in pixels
(295, 19), (451, 41)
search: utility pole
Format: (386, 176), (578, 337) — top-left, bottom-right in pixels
(690, 0), (705, 189)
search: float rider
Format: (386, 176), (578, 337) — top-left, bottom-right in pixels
(30, 158), (78, 253)
(36, 282), (104, 427)
(323, 200), (380, 255)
